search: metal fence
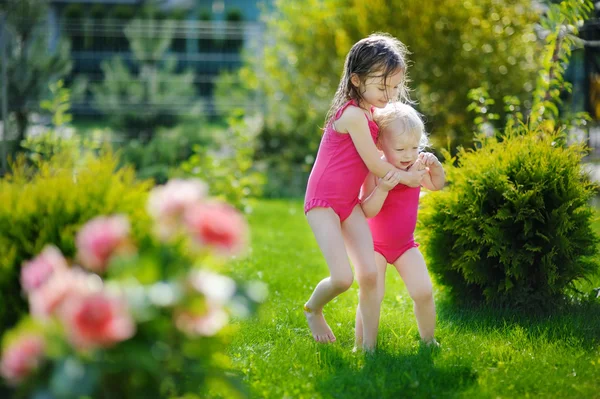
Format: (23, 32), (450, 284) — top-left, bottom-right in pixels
(56, 17), (264, 117)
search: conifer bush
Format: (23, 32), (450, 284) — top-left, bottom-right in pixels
(418, 131), (599, 308)
(418, 0), (599, 309)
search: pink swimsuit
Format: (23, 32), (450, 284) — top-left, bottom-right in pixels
(305, 100), (379, 221)
(368, 183), (421, 264)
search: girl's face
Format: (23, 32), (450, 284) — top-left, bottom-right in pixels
(378, 121), (421, 170)
(352, 69), (404, 110)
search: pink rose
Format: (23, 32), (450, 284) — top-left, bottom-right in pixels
(0, 335), (45, 385)
(175, 306), (229, 337)
(29, 267), (100, 320)
(147, 179), (207, 240)
(61, 293), (135, 349)
(20, 245), (68, 293)
(76, 215), (131, 273)
(183, 202), (248, 256)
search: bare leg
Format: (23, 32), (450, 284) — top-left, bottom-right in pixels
(393, 248), (436, 342)
(354, 251), (387, 350)
(354, 306), (362, 352)
(304, 207), (354, 343)
(342, 205), (381, 351)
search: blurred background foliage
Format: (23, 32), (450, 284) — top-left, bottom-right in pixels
(91, 15), (203, 142)
(2, 0), (595, 198)
(216, 0), (542, 195)
(0, 0), (72, 148)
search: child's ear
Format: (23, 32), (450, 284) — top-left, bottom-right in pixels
(350, 73), (361, 88)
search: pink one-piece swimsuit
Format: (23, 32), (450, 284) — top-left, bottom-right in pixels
(304, 99), (379, 222)
(368, 183), (421, 264)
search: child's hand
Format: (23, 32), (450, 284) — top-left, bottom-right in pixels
(404, 162), (427, 187)
(411, 158), (427, 171)
(377, 170), (403, 192)
(418, 152), (442, 168)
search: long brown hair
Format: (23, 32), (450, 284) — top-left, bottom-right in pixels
(324, 33), (411, 127)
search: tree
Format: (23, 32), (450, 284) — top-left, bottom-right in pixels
(0, 0), (72, 147)
(92, 16), (201, 142)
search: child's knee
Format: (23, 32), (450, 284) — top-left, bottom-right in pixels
(357, 269), (378, 290)
(411, 285), (433, 304)
(331, 274), (353, 292)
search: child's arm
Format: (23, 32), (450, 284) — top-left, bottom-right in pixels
(336, 107), (426, 187)
(419, 153), (446, 191)
(359, 171), (396, 218)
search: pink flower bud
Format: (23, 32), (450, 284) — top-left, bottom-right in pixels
(184, 202), (248, 256)
(76, 215), (131, 273)
(20, 246), (68, 293)
(61, 293), (135, 350)
(147, 179), (208, 241)
(0, 335), (45, 386)
(29, 268), (101, 320)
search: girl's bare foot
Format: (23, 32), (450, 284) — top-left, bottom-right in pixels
(354, 333), (363, 352)
(422, 338), (440, 349)
(352, 345), (376, 354)
(304, 305), (336, 343)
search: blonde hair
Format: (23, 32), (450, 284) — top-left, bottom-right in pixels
(373, 102), (429, 149)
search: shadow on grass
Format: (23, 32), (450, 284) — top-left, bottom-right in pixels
(437, 298), (600, 349)
(314, 345), (476, 399)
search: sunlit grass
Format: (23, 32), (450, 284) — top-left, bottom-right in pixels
(224, 200), (600, 398)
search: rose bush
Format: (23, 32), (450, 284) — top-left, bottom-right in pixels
(0, 178), (265, 398)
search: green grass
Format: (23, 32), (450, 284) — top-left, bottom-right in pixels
(224, 200), (600, 399)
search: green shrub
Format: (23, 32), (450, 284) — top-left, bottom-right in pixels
(197, 9), (211, 21)
(89, 4), (106, 19)
(112, 4), (135, 21)
(19, 80), (109, 173)
(0, 150), (152, 333)
(418, 130), (599, 308)
(63, 3), (84, 21)
(178, 114), (265, 209)
(226, 8), (243, 22)
(118, 121), (215, 184)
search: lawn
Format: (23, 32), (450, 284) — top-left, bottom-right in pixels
(224, 199), (600, 399)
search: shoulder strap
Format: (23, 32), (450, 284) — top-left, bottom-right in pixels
(334, 99), (372, 123)
(334, 99), (356, 121)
